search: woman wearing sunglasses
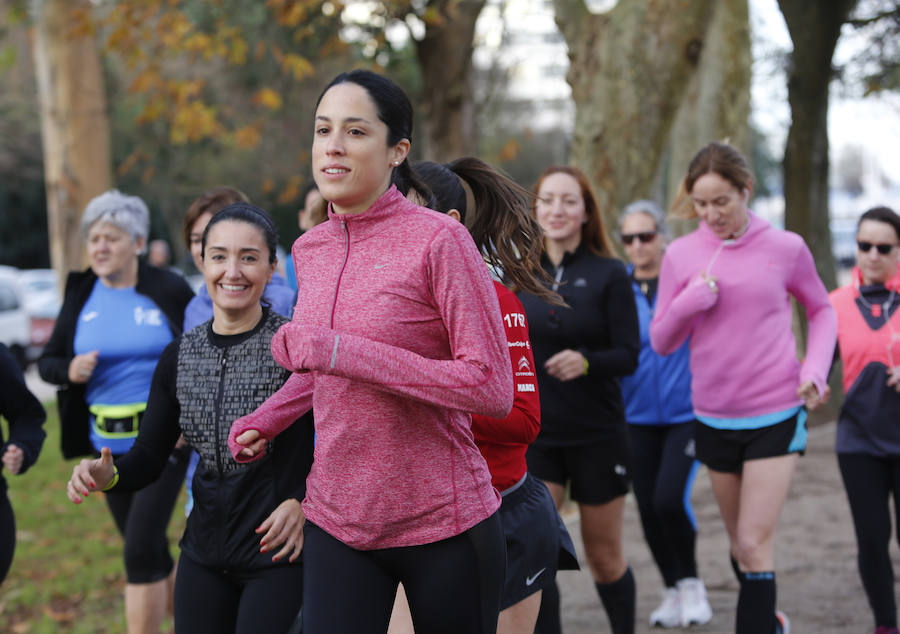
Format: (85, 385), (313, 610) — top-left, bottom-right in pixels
(618, 200), (711, 629)
(651, 142), (836, 634)
(518, 166), (639, 634)
(830, 206), (900, 634)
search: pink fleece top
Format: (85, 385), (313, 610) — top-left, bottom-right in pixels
(228, 186), (512, 550)
(650, 212), (837, 419)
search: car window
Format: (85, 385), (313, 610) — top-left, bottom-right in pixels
(0, 282), (19, 311)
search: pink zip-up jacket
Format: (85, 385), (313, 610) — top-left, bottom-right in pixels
(228, 186), (513, 550)
(650, 211), (837, 419)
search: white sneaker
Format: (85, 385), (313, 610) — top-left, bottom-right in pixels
(678, 577), (713, 626)
(649, 587), (681, 628)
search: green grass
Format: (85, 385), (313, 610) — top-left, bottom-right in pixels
(0, 403), (186, 633)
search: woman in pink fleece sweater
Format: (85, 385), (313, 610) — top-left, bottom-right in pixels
(228, 70), (514, 633)
(650, 142), (836, 634)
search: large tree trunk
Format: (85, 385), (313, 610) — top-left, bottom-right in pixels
(415, 0), (486, 163)
(552, 0), (714, 232)
(777, 0), (857, 292)
(31, 0), (111, 278)
(666, 0), (751, 225)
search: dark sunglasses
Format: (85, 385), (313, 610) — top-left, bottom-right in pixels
(857, 241), (898, 255)
(621, 231), (657, 245)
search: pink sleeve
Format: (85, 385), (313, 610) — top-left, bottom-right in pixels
(650, 252), (718, 355)
(228, 372), (313, 462)
(787, 242), (838, 396)
(271, 225), (514, 419)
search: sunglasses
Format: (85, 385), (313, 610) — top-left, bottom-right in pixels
(621, 231), (657, 245)
(857, 241), (898, 255)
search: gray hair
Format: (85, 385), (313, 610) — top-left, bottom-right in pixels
(620, 199), (669, 238)
(80, 189), (150, 251)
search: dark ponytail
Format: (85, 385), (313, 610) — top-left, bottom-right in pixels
(415, 158), (564, 306)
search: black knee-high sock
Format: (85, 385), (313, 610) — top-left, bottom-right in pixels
(594, 567), (635, 634)
(534, 578), (562, 634)
(735, 571), (777, 634)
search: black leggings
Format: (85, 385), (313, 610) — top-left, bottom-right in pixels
(104, 446), (190, 583)
(302, 513), (506, 634)
(0, 492), (15, 585)
(628, 423), (699, 587)
(173, 554), (302, 634)
(838, 452), (900, 628)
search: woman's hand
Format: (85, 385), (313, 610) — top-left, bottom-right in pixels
(67, 447), (115, 503)
(271, 323), (334, 373)
(797, 381), (830, 410)
(545, 349), (587, 382)
(234, 429), (267, 459)
(2, 444), (24, 475)
(68, 350), (99, 384)
(887, 366), (900, 393)
(257, 498), (305, 563)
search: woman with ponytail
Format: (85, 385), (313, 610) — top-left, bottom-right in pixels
(387, 158), (578, 634)
(228, 70), (513, 633)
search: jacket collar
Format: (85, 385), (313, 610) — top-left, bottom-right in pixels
(695, 209), (768, 246)
(324, 185), (417, 240)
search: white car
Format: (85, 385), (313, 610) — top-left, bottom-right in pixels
(16, 268), (62, 363)
(0, 267), (30, 368)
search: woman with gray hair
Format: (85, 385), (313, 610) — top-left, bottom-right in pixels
(39, 189), (193, 634)
(618, 200), (711, 629)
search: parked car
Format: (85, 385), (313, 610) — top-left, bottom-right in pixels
(0, 267), (30, 369)
(16, 268), (61, 363)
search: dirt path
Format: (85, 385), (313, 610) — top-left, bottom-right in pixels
(558, 420), (881, 633)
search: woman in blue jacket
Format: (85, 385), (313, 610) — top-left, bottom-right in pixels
(618, 200), (711, 629)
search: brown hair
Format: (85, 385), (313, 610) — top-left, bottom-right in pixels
(182, 186), (250, 249)
(671, 142), (753, 219)
(429, 157), (564, 306)
(533, 166), (616, 257)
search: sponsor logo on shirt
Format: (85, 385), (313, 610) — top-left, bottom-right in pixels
(82, 311), (99, 322)
(573, 278), (588, 287)
(508, 340), (531, 349)
(515, 371), (535, 377)
(517, 356), (530, 371)
(517, 383), (535, 392)
(134, 306), (163, 327)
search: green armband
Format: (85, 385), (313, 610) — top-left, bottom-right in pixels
(583, 358), (590, 376)
(102, 465), (119, 491)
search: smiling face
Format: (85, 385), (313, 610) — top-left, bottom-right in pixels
(86, 221), (142, 286)
(857, 219), (900, 286)
(535, 172), (586, 252)
(312, 82), (409, 216)
(202, 220), (274, 319)
(621, 212), (664, 275)
(691, 172), (750, 240)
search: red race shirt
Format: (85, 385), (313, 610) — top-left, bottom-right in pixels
(472, 282), (541, 491)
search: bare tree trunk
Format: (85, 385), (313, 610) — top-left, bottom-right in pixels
(777, 0), (857, 292)
(552, 0), (714, 232)
(415, 0), (487, 163)
(31, 0), (111, 278)
(666, 0), (751, 226)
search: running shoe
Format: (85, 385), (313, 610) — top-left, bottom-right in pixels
(649, 587), (681, 628)
(775, 610), (790, 634)
(678, 577), (712, 626)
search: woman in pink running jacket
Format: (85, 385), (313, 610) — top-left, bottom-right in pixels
(650, 142), (836, 634)
(228, 70), (514, 634)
